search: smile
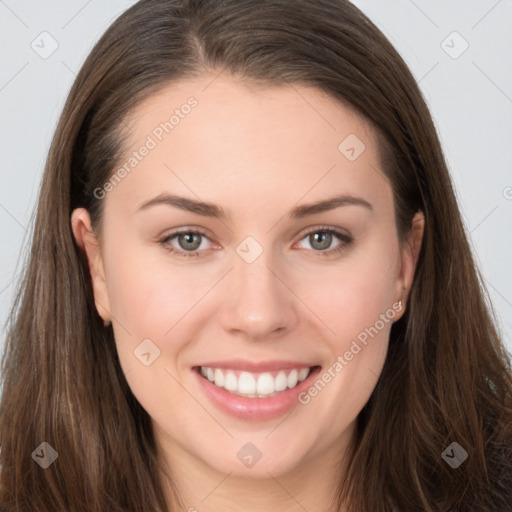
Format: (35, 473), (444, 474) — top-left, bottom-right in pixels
(198, 366), (311, 398)
(192, 361), (322, 421)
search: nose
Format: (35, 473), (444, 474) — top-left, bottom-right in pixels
(219, 251), (300, 341)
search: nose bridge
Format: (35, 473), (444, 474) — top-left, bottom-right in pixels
(220, 240), (298, 339)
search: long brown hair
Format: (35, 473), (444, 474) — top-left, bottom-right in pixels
(1, 0), (511, 510)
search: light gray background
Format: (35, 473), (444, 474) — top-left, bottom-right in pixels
(1, 0), (511, 355)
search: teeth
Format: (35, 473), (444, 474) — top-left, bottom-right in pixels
(275, 371), (288, 392)
(214, 368), (224, 387)
(224, 372), (237, 392)
(238, 372), (256, 394)
(287, 369), (298, 388)
(298, 368), (309, 381)
(199, 366), (312, 398)
(256, 373), (275, 395)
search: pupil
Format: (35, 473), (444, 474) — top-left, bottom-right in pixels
(179, 233), (201, 251)
(311, 232), (331, 250)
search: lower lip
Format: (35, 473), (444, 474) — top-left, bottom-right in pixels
(193, 366), (321, 421)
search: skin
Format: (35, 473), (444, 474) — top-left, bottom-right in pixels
(72, 72), (423, 512)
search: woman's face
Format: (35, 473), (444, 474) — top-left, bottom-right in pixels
(73, 73), (421, 480)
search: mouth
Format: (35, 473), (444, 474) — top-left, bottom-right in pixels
(194, 365), (316, 398)
(192, 362), (322, 421)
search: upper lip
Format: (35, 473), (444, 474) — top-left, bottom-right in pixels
(195, 359), (316, 372)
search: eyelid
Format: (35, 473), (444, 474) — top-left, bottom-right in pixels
(292, 225), (353, 253)
(159, 227), (217, 258)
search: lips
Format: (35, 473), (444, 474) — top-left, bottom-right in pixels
(192, 360), (322, 421)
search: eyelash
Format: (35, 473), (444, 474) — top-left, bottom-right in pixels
(159, 226), (353, 259)
(159, 228), (211, 259)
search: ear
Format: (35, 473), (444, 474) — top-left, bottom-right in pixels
(71, 208), (112, 325)
(394, 211), (424, 316)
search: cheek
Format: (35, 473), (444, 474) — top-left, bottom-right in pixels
(309, 272), (392, 390)
(292, 238), (398, 412)
(296, 239), (399, 345)
(103, 237), (218, 336)
(101, 240), (207, 422)
(297, 274), (394, 440)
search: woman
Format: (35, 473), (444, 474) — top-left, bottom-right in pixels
(1, 0), (511, 510)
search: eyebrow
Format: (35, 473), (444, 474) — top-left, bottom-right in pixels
(136, 193), (373, 219)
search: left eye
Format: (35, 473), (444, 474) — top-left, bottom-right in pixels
(296, 228), (351, 252)
(164, 231), (212, 253)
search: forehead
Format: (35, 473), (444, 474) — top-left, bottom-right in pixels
(105, 73), (392, 220)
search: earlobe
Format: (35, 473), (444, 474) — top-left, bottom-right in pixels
(71, 208), (112, 325)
